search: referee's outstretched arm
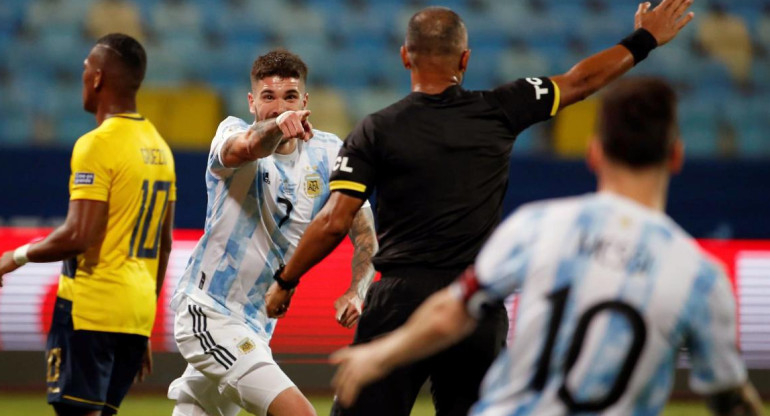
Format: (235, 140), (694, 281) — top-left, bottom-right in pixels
(551, 0), (694, 109)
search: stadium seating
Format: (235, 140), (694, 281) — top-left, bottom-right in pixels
(0, 0), (766, 158)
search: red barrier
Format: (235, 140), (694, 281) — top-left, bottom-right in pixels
(1, 229), (769, 367)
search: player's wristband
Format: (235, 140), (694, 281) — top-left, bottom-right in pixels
(273, 264), (300, 290)
(619, 29), (658, 65)
(12, 244), (31, 266)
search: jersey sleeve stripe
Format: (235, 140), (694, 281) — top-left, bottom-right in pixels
(550, 80), (561, 116)
(330, 180), (367, 193)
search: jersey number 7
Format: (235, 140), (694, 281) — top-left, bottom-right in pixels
(129, 180), (172, 259)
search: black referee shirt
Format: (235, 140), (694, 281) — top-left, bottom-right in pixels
(330, 77), (560, 271)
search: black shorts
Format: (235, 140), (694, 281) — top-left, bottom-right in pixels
(332, 267), (509, 416)
(45, 297), (148, 413)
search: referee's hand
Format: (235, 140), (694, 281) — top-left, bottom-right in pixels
(265, 281), (295, 318)
(635, 0), (694, 46)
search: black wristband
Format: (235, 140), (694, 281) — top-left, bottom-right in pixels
(273, 264), (300, 290)
(619, 28), (658, 65)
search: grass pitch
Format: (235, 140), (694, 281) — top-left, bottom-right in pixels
(2, 392), (769, 415)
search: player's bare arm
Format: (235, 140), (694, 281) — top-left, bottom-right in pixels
(335, 205), (378, 328)
(265, 192), (365, 318)
(707, 383), (765, 416)
(220, 110), (313, 168)
(0, 199), (108, 286)
(551, 0), (694, 109)
(155, 202), (175, 298)
(330, 287), (477, 408)
(134, 201), (175, 383)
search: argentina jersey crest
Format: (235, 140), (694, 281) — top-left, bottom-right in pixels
(172, 119), (343, 342)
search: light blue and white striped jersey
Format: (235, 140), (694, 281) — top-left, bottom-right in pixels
(171, 116), (343, 343)
(470, 192), (746, 416)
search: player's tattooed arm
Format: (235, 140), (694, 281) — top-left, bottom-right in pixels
(220, 110), (313, 167)
(220, 120), (283, 167)
(707, 383), (764, 416)
(334, 205), (378, 328)
(348, 206), (377, 299)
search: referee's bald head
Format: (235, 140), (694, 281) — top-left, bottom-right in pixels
(405, 7), (468, 58)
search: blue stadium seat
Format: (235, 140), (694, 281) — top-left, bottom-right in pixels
(48, 81), (83, 121)
(726, 93), (770, 157)
(160, 32), (212, 83)
(0, 0), (766, 160)
(750, 58), (770, 88)
(327, 46), (384, 89)
(575, 14), (625, 44)
(497, 45), (550, 81)
(640, 43), (698, 85)
(55, 109), (96, 146)
(0, 1), (23, 37)
(512, 127), (539, 154)
(678, 94), (720, 157)
(206, 1), (272, 45)
(150, 1), (203, 38)
(222, 86), (252, 121)
(348, 86), (404, 122)
(280, 35), (335, 85)
(323, 0), (385, 41)
(143, 42), (186, 86)
(6, 69), (56, 116)
(463, 47), (502, 90)
(0, 109), (32, 145)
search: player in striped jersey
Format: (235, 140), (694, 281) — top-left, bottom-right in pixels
(167, 50), (377, 416)
(330, 78), (764, 415)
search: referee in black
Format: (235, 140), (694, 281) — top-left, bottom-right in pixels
(266, 2), (694, 415)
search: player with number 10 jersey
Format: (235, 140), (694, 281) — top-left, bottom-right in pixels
(58, 112), (176, 337)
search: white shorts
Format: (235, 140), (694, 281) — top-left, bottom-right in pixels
(168, 297), (295, 416)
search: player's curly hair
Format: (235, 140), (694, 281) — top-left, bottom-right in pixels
(250, 49), (308, 85)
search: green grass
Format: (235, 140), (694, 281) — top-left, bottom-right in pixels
(0, 392), (767, 415)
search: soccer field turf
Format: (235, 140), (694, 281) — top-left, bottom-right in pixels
(2, 393), (769, 415)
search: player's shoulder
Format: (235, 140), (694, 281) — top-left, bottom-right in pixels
(308, 129), (343, 149)
(309, 129), (342, 143)
(511, 194), (590, 222)
(72, 123), (112, 153)
(493, 195), (583, 242)
(215, 116), (250, 138)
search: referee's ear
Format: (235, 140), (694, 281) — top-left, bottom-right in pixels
(400, 45), (412, 70)
(459, 49), (470, 73)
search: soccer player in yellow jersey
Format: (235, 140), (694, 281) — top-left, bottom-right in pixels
(0, 33), (176, 416)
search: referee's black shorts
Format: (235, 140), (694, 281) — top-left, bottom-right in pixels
(332, 267), (508, 416)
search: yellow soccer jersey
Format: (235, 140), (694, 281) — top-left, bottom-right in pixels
(57, 113), (176, 337)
